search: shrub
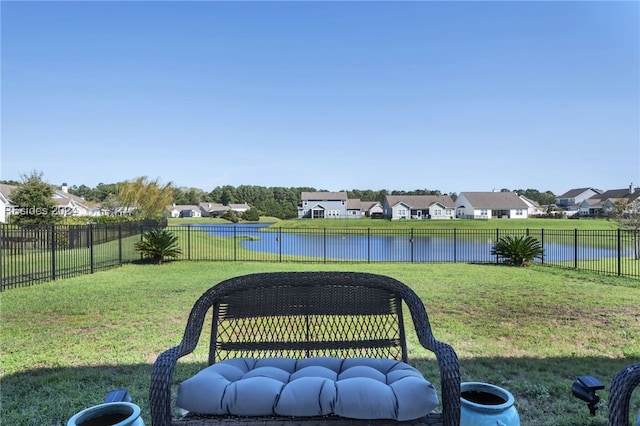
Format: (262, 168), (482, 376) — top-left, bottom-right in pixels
(221, 210), (239, 223)
(491, 235), (544, 267)
(242, 208), (260, 221)
(134, 229), (182, 264)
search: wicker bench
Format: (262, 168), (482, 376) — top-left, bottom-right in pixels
(149, 272), (461, 426)
(608, 363), (640, 426)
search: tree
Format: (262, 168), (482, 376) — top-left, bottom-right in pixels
(118, 176), (174, 220)
(242, 207), (260, 221)
(9, 171), (58, 225)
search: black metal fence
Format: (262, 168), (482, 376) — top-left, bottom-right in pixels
(1, 223), (638, 290)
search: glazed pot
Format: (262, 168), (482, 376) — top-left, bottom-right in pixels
(67, 402), (144, 426)
(460, 382), (520, 426)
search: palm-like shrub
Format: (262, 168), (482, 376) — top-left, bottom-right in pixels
(135, 229), (182, 264)
(491, 235), (544, 267)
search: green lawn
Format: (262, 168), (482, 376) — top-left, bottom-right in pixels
(168, 217), (622, 230)
(1, 262), (638, 425)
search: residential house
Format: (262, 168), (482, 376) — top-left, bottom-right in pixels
(361, 201), (384, 218)
(298, 192), (348, 219)
(228, 203), (250, 215)
(556, 187), (603, 211)
(519, 195), (545, 217)
(455, 192), (529, 219)
(199, 202), (230, 217)
(0, 184), (15, 223)
(52, 183), (96, 217)
(344, 199), (384, 218)
(168, 204), (202, 218)
(578, 184), (640, 217)
(383, 195), (455, 220)
(0, 183), (97, 223)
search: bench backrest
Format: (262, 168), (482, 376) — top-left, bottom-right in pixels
(199, 272), (409, 364)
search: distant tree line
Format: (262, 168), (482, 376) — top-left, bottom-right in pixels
(1, 176), (559, 221)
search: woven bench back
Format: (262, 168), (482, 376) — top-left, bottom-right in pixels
(207, 272), (408, 363)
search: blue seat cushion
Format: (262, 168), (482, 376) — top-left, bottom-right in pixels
(176, 357), (439, 421)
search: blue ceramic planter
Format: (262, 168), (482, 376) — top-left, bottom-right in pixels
(460, 382), (520, 426)
(67, 402), (145, 426)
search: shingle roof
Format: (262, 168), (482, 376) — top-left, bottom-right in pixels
(591, 188), (635, 201)
(459, 192), (528, 209)
(385, 195), (455, 209)
(301, 191), (348, 201)
(558, 188), (602, 198)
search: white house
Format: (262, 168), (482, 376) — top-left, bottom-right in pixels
(168, 204), (202, 218)
(383, 195), (456, 220)
(519, 195), (545, 216)
(455, 192), (529, 219)
(0, 184), (14, 223)
(0, 183), (96, 223)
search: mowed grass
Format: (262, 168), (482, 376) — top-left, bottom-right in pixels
(1, 262), (638, 426)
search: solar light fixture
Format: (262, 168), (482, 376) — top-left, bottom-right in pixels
(572, 375), (605, 416)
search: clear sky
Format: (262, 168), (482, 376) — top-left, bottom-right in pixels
(1, 1), (639, 195)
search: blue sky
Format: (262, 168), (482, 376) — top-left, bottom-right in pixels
(2, 1), (639, 195)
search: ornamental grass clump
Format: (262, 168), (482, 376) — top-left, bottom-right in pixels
(135, 229), (182, 264)
(491, 235), (544, 267)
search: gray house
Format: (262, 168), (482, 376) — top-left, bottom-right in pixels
(346, 199), (384, 218)
(383, 195), (455, 220)
(556, 188), (603, 209)
(298, 192), (348, 219)
(455, 192), (529, 219)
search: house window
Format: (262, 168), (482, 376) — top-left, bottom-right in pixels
(516, 209), (523, 215)
(480, 209), (488, 216)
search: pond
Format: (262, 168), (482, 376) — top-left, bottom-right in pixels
(183, 223), (631, 263)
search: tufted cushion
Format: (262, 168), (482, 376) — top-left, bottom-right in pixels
(176, 357), (438, 421)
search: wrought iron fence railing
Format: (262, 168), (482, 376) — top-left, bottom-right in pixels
(1, 223), (638, 290)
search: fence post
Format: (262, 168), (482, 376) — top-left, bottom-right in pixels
(118, 223), (122, 265)
(495, 228), (500, 264)
(323, 228), (327, 264)
(410, 228), (414, 263)
(367, 228), (371, 264)
(50, 223), (56, 281)
(89, 224), (95, 274)
(574, 229), (578, 269)
(453, 228), (457, 263)
(617, 228), (621, 276)
(0, 225), (3, 290)
(278, 228), (282, 263)
(187, 225), (191, 261)
(541, 228), (545, 265)
(233, 226), (237, 261)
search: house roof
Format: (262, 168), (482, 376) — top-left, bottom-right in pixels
(228, 203), (250, 210)
(346, 198), (361, 209)
(171, 204), (200, 211)
(557, 187), (603, 198)
(385, 195), (455, 209)
(458, 192), (528, 209)
(52, 189), (91, 208)
(0, 183), (17, 198)
(301, 191), (348, 201)
(198, 202), (229, 212)
(2, 183), (92, 209)
(589, 188), (637, 201)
